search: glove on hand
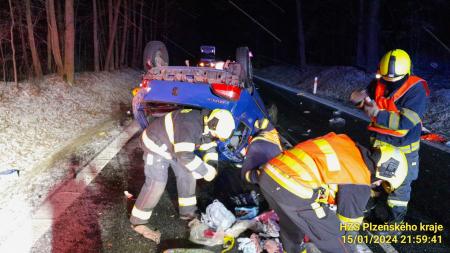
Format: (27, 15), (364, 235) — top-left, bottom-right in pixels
(364, 101), (380, 117)
(203, 163), (217, 182)
(350, 89), (369, 108)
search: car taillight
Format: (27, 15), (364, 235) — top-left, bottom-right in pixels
(140, 79), (150, 88)
(211, 83), (241, 101)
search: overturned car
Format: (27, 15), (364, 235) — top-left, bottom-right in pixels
(133, 41), (275, 163)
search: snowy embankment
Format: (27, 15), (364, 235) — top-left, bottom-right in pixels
(0, 69), (141, 177)
(256, 65), (450, 139)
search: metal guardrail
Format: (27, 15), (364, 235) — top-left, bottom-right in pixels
(254, 75), (450, 154)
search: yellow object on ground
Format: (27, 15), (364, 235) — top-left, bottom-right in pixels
(222, 235), (235, 253)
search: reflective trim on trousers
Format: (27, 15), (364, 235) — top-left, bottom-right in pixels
(131, 206), (153, 220)
(337, 214), (363, 224)
(387, 199), (408, 208)
(178, 196), (197, 207)
(185, 156), (203, 171)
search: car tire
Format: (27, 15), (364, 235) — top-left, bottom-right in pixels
(143, 41), (169, 69)
(267, 103), (278, 125)
(236, 46), (253, 84)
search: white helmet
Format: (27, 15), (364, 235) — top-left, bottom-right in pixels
(205, 109), (235, 140)
(375, 145), (408, 192)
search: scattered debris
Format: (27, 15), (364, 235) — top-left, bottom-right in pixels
(235, 206), (259, 220)
(201, 200), (236, 231)
(303, 110), (310, 114)
(123, 191), (134, 199)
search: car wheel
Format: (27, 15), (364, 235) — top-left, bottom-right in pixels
(143, 41), (169, 69)
(236, 46), (253, 84)
(267, 103), (278, 125)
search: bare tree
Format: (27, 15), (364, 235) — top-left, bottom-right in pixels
(295, 0), (306, 70)
(64, 0), (75, 84)
(366, 0), (380, 72)
(104, 0), (122, 70)
(25, 0), (43, 78)
(18, 9), (31, 78)
(47, 0), (64, 76)
(120, 0), (128, 66)
(8, 0), (18, 85)
(136, 0), (144, 64)
(93, 0), (100, 71)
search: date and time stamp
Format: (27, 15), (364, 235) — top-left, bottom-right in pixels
(341, 222), (445, 244)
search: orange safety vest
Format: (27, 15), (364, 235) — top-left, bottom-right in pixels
(368, 76), (430, 137)
(264, 133), (371, 199)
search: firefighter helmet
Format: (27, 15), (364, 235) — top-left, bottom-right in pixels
(374, 145), (408, 192)
(205, 109), (235, 140)
(132, 87), (140, 96)
(379, 49), (411, 82)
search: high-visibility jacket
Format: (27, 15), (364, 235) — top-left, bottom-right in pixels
(264, 133), (371, 199)
(367, 75), (429, 152)
(141, 109), (217, 178)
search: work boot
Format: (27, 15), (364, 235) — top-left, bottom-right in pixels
(131, 224), (161, 244)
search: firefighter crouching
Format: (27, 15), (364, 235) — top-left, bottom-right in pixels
(350, 49), (429, 229)
(241, 118), (283, 184)
(129, 109), (235, 243)
(244, 132), (408, 253)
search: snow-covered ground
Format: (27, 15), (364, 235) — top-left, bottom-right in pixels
(256, 65), (450, 139)
(0, 69), (140, 176)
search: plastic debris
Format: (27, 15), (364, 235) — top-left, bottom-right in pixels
(225, 220), (256, 238)
(0, 169), (20, 182)
(201, 200), (236, 231)
(230, 190), (260, 207)
(123, 191), (134, 199)
(264, 239), (283, 253)
(329, 117), (346, 128)
(237, 235), (262, 253)
(235, 206), (259, 220)
(446, 141), (450, 147)
(189, 220), (224, 246)
(253, 210), (280, 238)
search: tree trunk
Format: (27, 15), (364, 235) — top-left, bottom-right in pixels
(8, 0), (18, 85)
(25, 0), (43, 78)
(295, 0), (306, 70)
(64, 0), (75, 84)
(56, 0), (65, 58)
(355, 0), (366, 69)
(47, 0), (64, 76)
(104, 0), (122, 71)
(0, 42), (5, 82)
(46, 28), (52, 72)
(365, 0), (380, 72)
(18, 10), (31, 78)
(107, 0), (114, 70)
(93, 0), (100, 71)
(132, 0), (138, 67)
(136, 0), (144, 64)
(120, 0), (128, 66)
(114, 1), (120, 70)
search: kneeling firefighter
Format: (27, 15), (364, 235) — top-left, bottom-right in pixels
(130, 108), (235, 243)
(245, 132), (407, 253)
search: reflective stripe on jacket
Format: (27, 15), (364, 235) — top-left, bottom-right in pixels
(368, 76), (429, 137)
(264, 133), (370, 199)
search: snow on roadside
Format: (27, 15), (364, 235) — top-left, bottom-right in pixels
(256, 65), (450, 139)
(0, 69), (141, 176)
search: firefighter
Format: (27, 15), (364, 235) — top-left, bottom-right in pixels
(129, 108), (235, 243)
(244, 132), (408, 253)
(350, 49), (429, 228)
(241, 118), (283, 184)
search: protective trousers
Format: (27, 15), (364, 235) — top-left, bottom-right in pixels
(130, 151), (197, 225)
(387, 150), (419, 222)
(259, 172), (352, 253)
(337, 184), (371, 226)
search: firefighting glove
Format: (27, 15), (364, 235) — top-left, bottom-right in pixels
(363, 101), (380, 118)
(203, 163), (217, 182)
(350, 89), (369, 108)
